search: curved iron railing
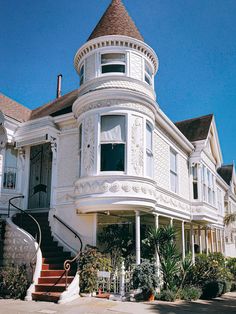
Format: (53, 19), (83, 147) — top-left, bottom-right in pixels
(8, 196), (42, 274)
(53, 214), (83, 289)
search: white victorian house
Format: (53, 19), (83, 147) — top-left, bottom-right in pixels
(0, 0), (235, 303)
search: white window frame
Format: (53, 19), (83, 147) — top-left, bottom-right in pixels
(100, 52), (127, 76)
(144, 60), (153, 86)
(170, 149), (178, 194)
(79, 63), (85, 86)
(100, 114), (126, 173)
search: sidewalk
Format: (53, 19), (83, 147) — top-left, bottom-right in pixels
(0, 291), (235, 314)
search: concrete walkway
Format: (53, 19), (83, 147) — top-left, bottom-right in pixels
(0, 292), (235, 314)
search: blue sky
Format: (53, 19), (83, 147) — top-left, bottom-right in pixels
(0, 0), (236, 164)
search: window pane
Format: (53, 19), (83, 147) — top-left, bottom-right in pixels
(170, 172), (177, 193)
(145, 61), (152, 77)
(101, 53), (125, 64)
(193, 182), (198, 199)
(170, 150), (177, 173)
(102, 64), (125, 73)
(101, 144), (125, 171)
(101, 115), (125, 142)
(4, 146), (17, 189)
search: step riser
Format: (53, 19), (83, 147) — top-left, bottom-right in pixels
(38, 277), (73, 284)
(32, 293), (60, 302)
(41, 270), (74, 277)
(35, 285), (66, 293)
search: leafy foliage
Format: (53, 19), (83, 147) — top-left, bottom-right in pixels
(178, 286), (202, 301)
(77, 246), (111, 293)
(149, 225), (181, 290)
(226, 257), (236, 280)
(158, 289), (176, 302)
(201, 280), (225, 299)
(132, 261), (158, 299)
(0, 265), (30, 299)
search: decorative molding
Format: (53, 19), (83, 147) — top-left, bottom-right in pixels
(75, 99), (155, 120)
(83, 116), (95, 176)
(131, 117), (144, 176)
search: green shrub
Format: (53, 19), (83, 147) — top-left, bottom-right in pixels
(0, 265), (29, 299)
(222, 281), (232, 293)
(159, 289), (176, 302)
(132, 261), (159, 300)
(226, 258), (236, 280)
(179, 286), (202, 301)
(230, 281), (236, 291)
(201, 280), (224, 299)
(77, 246), (111, 293)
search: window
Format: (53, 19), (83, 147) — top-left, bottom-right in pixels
(101, 53), (126, 74)
(78, 124), (82, 177)
(170, 149), (178, 193)
(202, 166), (215, 205)
(146, 123), (153, 177)
(100, 115), (126, 171)
(217, 188), (223, 214)
(192, 165), (198, 199)
(79, 64), (84, 85)
(144, 61), (153, 86)
(3, 145), (17, 189)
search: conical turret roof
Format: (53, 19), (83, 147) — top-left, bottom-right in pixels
(88, 0), (144, 42)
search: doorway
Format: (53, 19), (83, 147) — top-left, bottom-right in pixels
(28, 143), (52, 209)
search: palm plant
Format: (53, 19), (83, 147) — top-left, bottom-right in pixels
(149, 225), (181, 290)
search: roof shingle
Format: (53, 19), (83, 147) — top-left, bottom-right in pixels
(88, 0), (144, 42)
(175, 114), (213, 142)
(0, 93), (31, 122)
(217, 165), (233, 185)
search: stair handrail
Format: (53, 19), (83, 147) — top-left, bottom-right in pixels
(8, 196), (42, 274)
(53, 214), (83, 289)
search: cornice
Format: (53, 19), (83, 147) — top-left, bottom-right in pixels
(74, 35), (158, 74)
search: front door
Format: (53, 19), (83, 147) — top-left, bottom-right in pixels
(28, 143), (52, 209)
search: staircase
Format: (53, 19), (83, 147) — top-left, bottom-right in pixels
(13, 212), (77, 302)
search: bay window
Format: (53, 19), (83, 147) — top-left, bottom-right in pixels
(170, 149), (178, 193)
(3, 145), (17, 190)
(101, 53), (126, 74)
(100, 115), (126, 172)
(146, 122), (153, 177)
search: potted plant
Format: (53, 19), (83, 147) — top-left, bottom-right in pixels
(132, 261), (159, 301)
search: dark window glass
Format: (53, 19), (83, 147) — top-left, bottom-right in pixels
(145, 75), (151, 85)
(102, 64), (125, 74)
(101, 144), (125, 171)
(193, 182), (198, 199)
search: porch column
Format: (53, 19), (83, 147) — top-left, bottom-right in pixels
(154, 214), (160, 276)
(205, 227), (209, 255)
(220, 229), (223, 253)
(223, 229), (226, 256)
(215, 228), (218, 252)
(210, 228), (214, 252)
(198, 225), (202, 254)
(135, 210), (141, 265)
(182, 221), (185, 260)
(191, 224), (195, 263)
(170, 218), (173, 227)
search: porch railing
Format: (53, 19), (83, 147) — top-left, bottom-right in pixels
(8, 195), (42, 273)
